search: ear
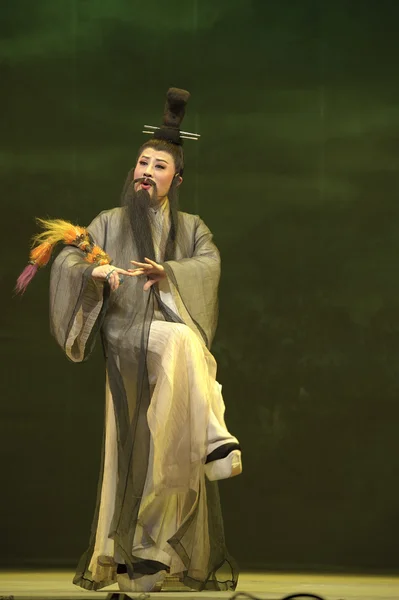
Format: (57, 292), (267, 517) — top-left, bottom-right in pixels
(175, 174), (183, 187)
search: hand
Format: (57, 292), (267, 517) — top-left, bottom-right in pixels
(92, 264), (133, 292)
(129, 257), (166, 291)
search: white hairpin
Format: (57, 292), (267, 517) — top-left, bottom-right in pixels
(142, 124), (200, 140)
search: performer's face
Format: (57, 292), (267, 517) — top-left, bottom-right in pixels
(133, 148), (181, 202)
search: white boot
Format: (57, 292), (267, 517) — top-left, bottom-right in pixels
(205, 449), (242, 481)
(117, 570), (166, 593)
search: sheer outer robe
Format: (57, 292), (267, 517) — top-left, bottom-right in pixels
(49, 207), (237, 591)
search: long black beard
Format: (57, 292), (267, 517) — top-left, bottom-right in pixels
(121, 175), (179, 263)
(122, 183), (156, 262)
(164, 178), (179, 261)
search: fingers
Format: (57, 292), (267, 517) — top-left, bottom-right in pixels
(114, 267), (135, 276)
(129, 265), (154, 277)
(129, 266), (150, 272)
(128, 268), (145, 276)
(144, 257), (157, 267)
(130, 260), (150, 268)
(143, 279), (156, 291)
(104, 266), (131, 291)
(107, 270), (121, 292)
(145, 258), (164, 275)
(130, 263), (153, 275)
(103, 261), (163, 292)
(130, 259), (160, 270)
(143, 274), (164, 291)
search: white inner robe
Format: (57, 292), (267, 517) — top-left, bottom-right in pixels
(88, 318), (238, 581)
(64, 200), (238, 583)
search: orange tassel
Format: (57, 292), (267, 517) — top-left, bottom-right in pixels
(86, 246), (111, 265)
(33, 219), (87, 247)
(78, 239), (91, 252)
(30, 241), (55, 267)
(17, 218), (113, 295)
(63, 225), (87, 245)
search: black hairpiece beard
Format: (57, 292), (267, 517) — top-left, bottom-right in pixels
(121, 175), (179, 263)
(164, 177), (180, 261)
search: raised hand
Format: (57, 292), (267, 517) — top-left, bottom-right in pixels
(129, 257), (166, 291)
(92, 264), (134, 292)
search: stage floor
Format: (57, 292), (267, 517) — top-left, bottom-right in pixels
(0, 571), (398, 600)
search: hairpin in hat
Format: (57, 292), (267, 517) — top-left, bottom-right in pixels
(141, 88), (200, 144)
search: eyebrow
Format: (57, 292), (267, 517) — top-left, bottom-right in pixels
(141, 155), (169, 164)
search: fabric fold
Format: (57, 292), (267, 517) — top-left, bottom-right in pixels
(49, 206), (238, 592)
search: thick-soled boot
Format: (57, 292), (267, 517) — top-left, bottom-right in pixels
(205, 443), (242, 481)
(117, 570), (167, 593)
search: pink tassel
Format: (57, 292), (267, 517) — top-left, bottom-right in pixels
(15, 264), (39, 295)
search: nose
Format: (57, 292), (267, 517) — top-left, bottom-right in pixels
(143, 166), (153, 177)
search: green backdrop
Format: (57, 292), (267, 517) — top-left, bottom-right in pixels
(2, 0), (399, 571)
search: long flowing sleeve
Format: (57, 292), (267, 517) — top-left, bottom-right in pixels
(49, 212), (109, 362)
(163, 216), (221, 348)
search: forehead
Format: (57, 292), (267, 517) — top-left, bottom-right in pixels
(137, 147), (174, 164)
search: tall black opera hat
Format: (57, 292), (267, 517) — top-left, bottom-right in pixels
(142, 87), (200, 144)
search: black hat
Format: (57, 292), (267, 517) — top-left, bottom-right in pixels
(142, 88), (200, 144)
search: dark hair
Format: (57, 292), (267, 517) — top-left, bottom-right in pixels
(137, 138), (185, 175)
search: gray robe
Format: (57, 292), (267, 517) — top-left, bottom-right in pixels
(49, 207), (238, 591)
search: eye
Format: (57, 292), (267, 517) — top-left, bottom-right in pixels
(155, 164), (165, 170)
(139, 160), (147, 166)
